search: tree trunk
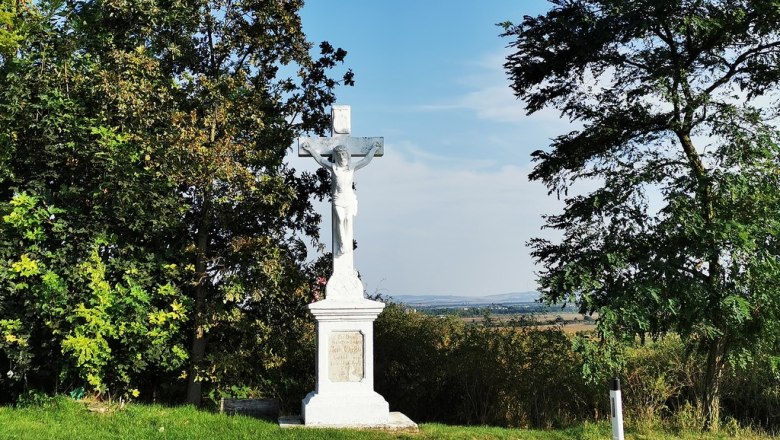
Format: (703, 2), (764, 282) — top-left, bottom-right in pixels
(185, 291), (206, 405)
(702, 337), (725, 431)
(186, 189), (212, 406)
(678, 130), (726, 431)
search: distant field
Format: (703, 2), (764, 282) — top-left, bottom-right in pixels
(461, 312), (598, 333)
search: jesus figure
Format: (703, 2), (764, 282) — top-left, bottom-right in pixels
(301, 142), (380, 258)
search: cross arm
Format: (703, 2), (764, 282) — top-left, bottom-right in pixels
(298, 137), (384, 157)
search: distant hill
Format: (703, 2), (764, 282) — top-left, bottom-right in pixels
(386, 291), (540, 308)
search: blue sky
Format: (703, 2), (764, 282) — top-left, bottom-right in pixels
(290, 1), (572, 297)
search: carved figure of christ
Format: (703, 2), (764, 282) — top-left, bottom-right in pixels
(299, 106), (384, 282)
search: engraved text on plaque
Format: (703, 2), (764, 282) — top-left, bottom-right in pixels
(328, 331), (364, 382)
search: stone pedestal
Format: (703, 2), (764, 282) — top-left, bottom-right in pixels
(301, 298), (391, 426)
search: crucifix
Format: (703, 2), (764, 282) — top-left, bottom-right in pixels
(294, 106), (412, 429)
(299, 105), (384, 301)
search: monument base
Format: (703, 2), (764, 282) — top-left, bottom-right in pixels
(279, 412), (418, 431)
(300, 297), (413, 428)
(301, 389), (389, 426)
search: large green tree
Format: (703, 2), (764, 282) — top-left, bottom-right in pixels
(0, 0), (193, 400)
(0, 0), (346, 405)
(503, 0), (780, 429)
(84, 0), (351, 405)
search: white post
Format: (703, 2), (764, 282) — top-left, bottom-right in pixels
(610, 378), (625, 440)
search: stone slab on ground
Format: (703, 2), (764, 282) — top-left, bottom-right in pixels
(279, 412), (418, 432)
(219, 398), (278, 419)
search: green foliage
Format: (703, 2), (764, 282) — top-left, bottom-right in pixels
(15, 389), (60, 409)
(60, 245), (189, 397)
(621, 337), (702, 424)
(202, 304), (316, 413)
(572, 331), (627, 385)
(0, 192), (189, 399)
(721, 350), (780, 430)
(374, 303), (459, 422)
(0, 0), (346, 405)
(374, 304), (603, 428)
(458, 321), (599, 427)
(0, 0), (25, 59)
(503, 0), (780, 428)
(0, 192), (69, 398)
(376, 306), (780, 431)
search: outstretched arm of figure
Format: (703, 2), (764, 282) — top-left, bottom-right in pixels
(353, 142), (380, 170)
(302, 143), (332, 169)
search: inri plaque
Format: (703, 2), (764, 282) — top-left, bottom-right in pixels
(328, 331), (364, 382)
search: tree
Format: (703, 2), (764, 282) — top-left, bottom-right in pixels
(503, 0), (780, 430)
(101, 0), (350, 405)
(0, 0), (347, 404)
(0, 0), (200, 400)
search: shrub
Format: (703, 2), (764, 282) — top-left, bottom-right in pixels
(621, 336), (701, 423)
(0, 194), (189, 402)
(374, 305), (604, 428)
(721, 352), (780, 429)
(493, 322), (602, 428)
(374, 304), (461, 422)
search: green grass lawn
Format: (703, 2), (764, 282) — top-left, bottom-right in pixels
(0, 398), (774, 440)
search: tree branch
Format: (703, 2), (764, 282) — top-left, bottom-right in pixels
(704, 41), (780, 95)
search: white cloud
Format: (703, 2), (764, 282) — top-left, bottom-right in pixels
(391, 140), (498, 169)
(416, 49), (575, 142)
(418, 85), (528, 124)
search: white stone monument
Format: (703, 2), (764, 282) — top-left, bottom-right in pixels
(293, 106), (416, 430)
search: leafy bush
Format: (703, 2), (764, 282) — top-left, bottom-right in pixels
(59, 246), (189, 397)
(374, 305), (603, 428)
(374, 304), (780, 431)
(374, 303), (459, 422)
(721, 352), (780, 430)
(0, 193), (189, 401)
(621, 336), (701, 423)
(487, 322), (602, 427)
(203, 310), (316, 414)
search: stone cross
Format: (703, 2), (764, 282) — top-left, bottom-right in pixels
(298, 105), (384, 301)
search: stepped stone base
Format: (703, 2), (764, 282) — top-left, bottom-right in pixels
(279, 412), (418, 432)
(302, 389), (389, 426)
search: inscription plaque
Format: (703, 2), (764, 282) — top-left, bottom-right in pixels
(328, 331), (364, 382)
(332, 105), (351, 135)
